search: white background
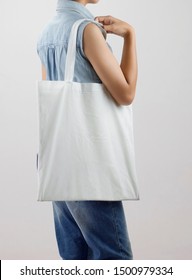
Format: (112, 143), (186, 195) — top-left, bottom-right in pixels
(0, 0), (192, 259)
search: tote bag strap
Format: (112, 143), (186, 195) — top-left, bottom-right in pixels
(64, 18), (104, 82)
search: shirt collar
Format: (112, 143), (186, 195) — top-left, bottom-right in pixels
(56, 0), (94, 19)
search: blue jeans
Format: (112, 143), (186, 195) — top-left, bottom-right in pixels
(52, 201), (133, 260)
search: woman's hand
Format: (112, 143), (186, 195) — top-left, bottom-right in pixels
(95, 15), (134, 38)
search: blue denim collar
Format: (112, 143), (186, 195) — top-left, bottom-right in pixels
(56, 0), (94, 19)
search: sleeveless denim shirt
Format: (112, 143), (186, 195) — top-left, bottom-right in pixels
(37, 0), (112, 82)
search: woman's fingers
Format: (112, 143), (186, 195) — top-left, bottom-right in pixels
(95, 16), (117, 34)
(95, 15), (114, 26)
(95, 15), (134, 38)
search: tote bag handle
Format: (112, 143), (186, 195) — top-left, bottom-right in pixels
(64, 18), (104, 82)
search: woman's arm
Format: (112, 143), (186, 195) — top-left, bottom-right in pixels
(42, 64), (46, 80)
(83, 16), (138, 105)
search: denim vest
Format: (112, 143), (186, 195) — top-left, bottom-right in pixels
(37, 0), (112, 82)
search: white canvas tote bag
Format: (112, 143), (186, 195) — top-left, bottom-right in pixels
(36, 18), (140, 201)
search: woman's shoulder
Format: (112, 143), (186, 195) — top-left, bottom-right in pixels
(37, 13), (81, 48)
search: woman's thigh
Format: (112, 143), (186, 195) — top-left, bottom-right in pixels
(66, 201), (133, 260)
(52, 201), (89, 260)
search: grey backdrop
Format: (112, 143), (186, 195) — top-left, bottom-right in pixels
(0, 0), (191, 259)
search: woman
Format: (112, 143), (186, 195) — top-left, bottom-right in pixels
(37, 0), (138, 260)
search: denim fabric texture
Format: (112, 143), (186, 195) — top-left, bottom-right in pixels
(53, 201), (133, 260)
(37, 0), (108, 82)
(37, 0), (133, 260)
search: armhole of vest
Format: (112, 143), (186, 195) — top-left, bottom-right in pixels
(78, 21), (107, 60)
